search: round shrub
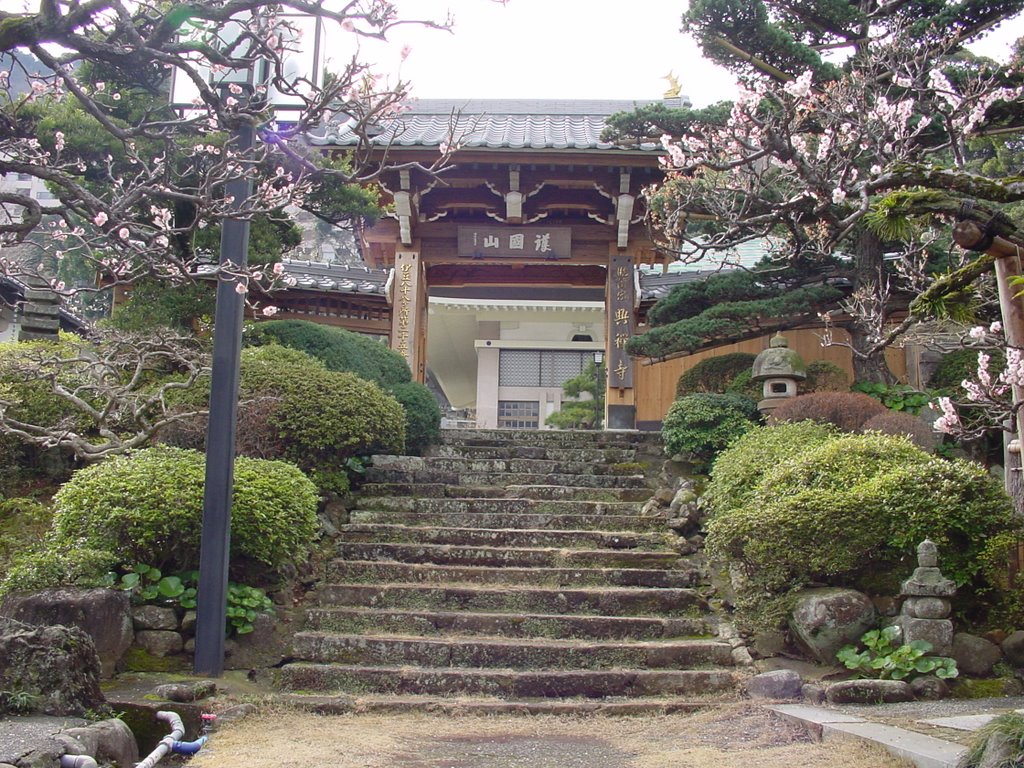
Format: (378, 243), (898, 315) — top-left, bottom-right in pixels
(769, 390), (887, 432)
(702, 420), (838, 517)
(164, 345), (405, 493)
(661, 393), (760, 467)
(248, 320), (411, 388)
(862, 410), (939, 452)
(724, 369), (763, 401)
(676, 353), (756, 397)
(800, 360), (848, 393)
(51, 446), (319, 573)
(390, 381), (441, 455)
(705, 432), (1017, 629)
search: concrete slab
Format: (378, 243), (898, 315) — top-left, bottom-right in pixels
(827, 722), (966, 768)
(769, 704), (967, 768)
(917, 714), (999, 731)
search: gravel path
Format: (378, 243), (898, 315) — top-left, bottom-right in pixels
(184, 703), (914, 768)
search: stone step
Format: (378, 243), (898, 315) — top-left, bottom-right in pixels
(352, 496), (643, 516)
(509, 485), (652, 502)
(278, 663), (737, 698)
(279, 694), (724, 716)
(427, 444), (641, 463)
(303, 606), (717, 640)
(313, 583), (709, 617)
(364, 469), (650, 489)
(416, 457), (646, 477)
(356, 483), (508, 499)
(327, 561), (702, 589)
(439, 428), (662, 450)
(332, 542), (681, 570)
(291, 632), (736, 670)
(338, 523), (677, 551)
(348, 509), (665, 532)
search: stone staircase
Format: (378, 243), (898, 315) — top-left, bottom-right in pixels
(277, 428), (742, 713)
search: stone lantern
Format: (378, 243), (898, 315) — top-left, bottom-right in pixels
(751, 332), (806, 414)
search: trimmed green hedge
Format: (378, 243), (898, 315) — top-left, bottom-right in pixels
(662, 392), (760, 468)
(704, 429), (1018, 629)
(390, 382), (442, 455)
(248, 320), (410, 387)
(50, 445), (319, 572)
(247, 322), (441, 455)
(676, 353), (756, 398)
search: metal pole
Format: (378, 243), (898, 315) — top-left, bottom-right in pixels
(194, 121), (255, 676)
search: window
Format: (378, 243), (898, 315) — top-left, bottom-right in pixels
(498, 349), (589, 387)
(497, 400), (539, 429)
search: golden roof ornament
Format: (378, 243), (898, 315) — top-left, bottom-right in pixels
(662, 71), (682, 99)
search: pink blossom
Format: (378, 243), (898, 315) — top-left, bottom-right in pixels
(261, 305), (279, 317)
(932, 397), (960, 433)
(273, 262), (285, 275)
(93, 211), (108, 227)
(968, 326), (986, 340)
(117, 227), (130, 240)
(54, 132), (65, 152)
(235, 282), (247, 295)
(990, 321), (1003, 334)
(95, 82), (106, 92)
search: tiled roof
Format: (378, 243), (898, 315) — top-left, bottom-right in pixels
(308, 98), (670, 152)
(279, 259), (389, 295)
(639, 270), (718, 301)
(274, 257), (709, 304)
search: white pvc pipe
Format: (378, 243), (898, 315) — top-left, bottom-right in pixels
(134, 711), (185, 768)
(60, 755), (98, 768)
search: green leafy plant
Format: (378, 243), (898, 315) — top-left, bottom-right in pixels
(853, 381), (934, 414)
(108, 564), (269, 635)
(837, 626), (958, 680)
(0, 687), (43, 714)
(107, 563), (192, 604)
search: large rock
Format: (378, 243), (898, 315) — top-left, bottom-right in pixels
(134, 630), (183, 657)
(1001, 630), (1024, 667)
(1, 588), (133, 678)
(746, 669), (802, 700)
(789, 588), (877, 664)
(0, 620), (106, 716)
(131, 605), (178, 631)
(62, 719), (139, 768)
(826, 679), (915, 704)
(952, 633), (1003, 677)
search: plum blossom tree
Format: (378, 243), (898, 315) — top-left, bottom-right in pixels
(608, 0), (1024, 383)
(0, 0), (505, 459)
(0, 0), (467, 298)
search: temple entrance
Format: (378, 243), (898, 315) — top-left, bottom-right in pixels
(319, 99), (671, 429)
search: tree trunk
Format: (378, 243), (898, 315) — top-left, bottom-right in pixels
(848, 228), (897, 385)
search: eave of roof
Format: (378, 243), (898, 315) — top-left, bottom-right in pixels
(308, 98), (671, 153)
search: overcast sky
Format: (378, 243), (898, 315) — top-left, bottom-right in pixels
(2, 0), (1021, 108)
(363, 0), (1023, 107)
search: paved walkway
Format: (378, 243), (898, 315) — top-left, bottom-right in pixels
(773, 697), (1024, 768)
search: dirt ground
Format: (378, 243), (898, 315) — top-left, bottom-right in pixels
(185, 702), (914, 768)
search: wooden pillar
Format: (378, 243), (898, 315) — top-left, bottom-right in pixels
(390, 248), (427, 383)
(953, 221), (1024, 516)
(606, 250), (636, 429)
